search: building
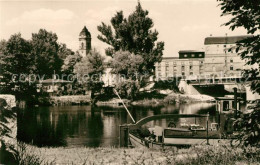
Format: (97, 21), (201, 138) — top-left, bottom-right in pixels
(38, 79), (73, 96)
(155, 35), (253, 80)
(79, 26), (91, 57)
(155, 50), (205, 80)
(203, 35), (253, 77)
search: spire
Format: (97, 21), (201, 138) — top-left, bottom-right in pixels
(79, 26), (91, 37)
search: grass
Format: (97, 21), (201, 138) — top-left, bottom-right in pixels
(16, 143), (260, 165)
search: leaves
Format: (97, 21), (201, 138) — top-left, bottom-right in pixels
(218, 0), (260, 94)
(97, 2), (164, 74)
(73, 49), (105, 93)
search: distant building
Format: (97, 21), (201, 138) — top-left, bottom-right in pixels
(79, 26), (91, 57)
(155, 35), (253, 80)
(155, 50), (205, 80)
(38, 79), (73, 96)
(203, 35), (253, 77)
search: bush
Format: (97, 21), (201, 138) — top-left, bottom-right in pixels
(233, 106), (260, 147)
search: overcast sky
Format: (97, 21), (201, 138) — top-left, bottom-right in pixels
(0, 0), (247, 57)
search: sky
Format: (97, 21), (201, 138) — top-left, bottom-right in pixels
(0, 0), (247, 57)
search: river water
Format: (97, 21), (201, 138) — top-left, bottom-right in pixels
(17, 103), (218, 147)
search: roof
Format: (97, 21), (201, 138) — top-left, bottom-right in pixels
(79, 26), (91, 37)
(40, 79), (72, 84)
(162, 57), (179, 60)
(215, 96), (243, 101)
(179, 50), (204, 53)
(204, 35), (253, 45)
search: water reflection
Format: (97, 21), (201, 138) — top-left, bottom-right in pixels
(17, 103), (216, 147)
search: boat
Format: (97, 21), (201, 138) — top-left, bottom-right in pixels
(129, 124), (231, 148)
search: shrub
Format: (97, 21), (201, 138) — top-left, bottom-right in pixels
(233, 106), (260, 147)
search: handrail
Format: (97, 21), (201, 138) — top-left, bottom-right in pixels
(128, 114), (209, 129)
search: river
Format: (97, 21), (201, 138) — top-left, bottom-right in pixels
(17, 103), (218, 147)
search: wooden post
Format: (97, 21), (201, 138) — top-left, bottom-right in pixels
(206, 112), (209, 145)
(234, 87), (238, 119)
(119, 125), (129, 147)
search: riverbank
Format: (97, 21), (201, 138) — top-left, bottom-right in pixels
(97, 90), (215, 107)
(17, 143), (260, 165)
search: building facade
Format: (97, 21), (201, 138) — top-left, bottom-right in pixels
(155, 35), (253, 80)
(155, 51), (205, 80)
(203, 35), (253, 77)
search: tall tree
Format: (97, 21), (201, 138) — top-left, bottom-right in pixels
(0, 33), (33, 94)
(73, 49), (105, 98)
(61, 52), (82, 75)
(31, 29), (63, 78)
(218, 0), (260, 147)
(218, 0), (260, 93)
(58, 43), (75, 60)
(97, 2), (164, 74)
(109, 51), (143, 79)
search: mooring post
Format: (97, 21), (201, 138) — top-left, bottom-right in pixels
(206, 112), (209, 145)
(234, 87), (238, 119)
(119, 125), (129, 147)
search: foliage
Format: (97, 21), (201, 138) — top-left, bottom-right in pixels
(58, 43), (74, 60)
(218, 0), (260, 147)
(0, 98), (16, 164)
(61, 52), (82, 75)
(0, 33), (33, 94)
(97, 2), (164, 74)
(233, 107), (260, 147)
(153, 79), (180, 91)
(31, 29), (63, 78)
(73, 49), (105, 97)
(109, 51), (143, 80)
(114, 80), (140, 100)
(218, 0), (260, 94)
(14, 144), (260, 164)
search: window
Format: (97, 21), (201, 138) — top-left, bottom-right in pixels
(182, 72), (185, 76)
(158, 66), (161, 71)
(200, 61), (203, 64)
(181, 66), (185, 71)
(173, 61), (176, 65)
(181, 61), (184, 65)
(158, 72), (162, 77)
(166, 62), (169, 66)
(190, 66), (193, 70)
(190, 72), (193, 75)
(224, 45), (226, 48)
(230, 66), (233, 70)
(166, 72), (169, 77)
(166, 66), (169, 71)
(230, 59), (233, 63)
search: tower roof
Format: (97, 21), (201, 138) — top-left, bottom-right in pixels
(204, 35), (253, 45)
(79, 26), (91, 37)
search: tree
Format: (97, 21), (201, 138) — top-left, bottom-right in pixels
(97, 2), (164, 74)
(0, 33), (33, 94)
(109, 51), (143, 100)
(58, 43), (75, 60)
(31, 29), (63, 78)
(61, 52), (82, 75)
(109, 51), (143, 79)
(73, 49), (105, 98)
(218, 0), (260, 146)
(218, 0), (260, 93)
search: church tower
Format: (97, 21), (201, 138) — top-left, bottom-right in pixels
(79, 26), (91, 57)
